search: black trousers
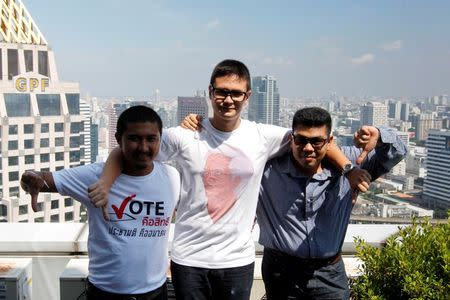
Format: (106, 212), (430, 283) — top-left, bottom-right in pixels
(86, 278), (168, 300)
(262, 248), (349, 300)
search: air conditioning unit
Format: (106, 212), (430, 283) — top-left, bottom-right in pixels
(0, 258), (32, 300)
(60, 258), (176, 300)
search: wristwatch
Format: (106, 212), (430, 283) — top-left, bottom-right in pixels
(342, 163), (354, 175)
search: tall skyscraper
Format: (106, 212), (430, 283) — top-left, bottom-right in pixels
(423, 129), (450, 214)
(360, 102), (388, 126)
(248, 75), (280, 125)
(413, 113), (442, 141)
(388, 100), (401, 120)
(400, 102), (410, 121)
(107, 103), (128, 151)
(0, 0), (83, 222)
(177, 96), (208, 124)
(80, 99), (91, 164)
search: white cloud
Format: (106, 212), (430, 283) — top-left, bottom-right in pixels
(350, 53), (375, 65)
(379, 40), (403, 51)
(205, 19), (220, 31)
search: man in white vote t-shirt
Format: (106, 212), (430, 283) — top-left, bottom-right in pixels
(20, 106), (180, 300)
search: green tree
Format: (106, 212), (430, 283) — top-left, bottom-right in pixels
(352, 216), (450, 300)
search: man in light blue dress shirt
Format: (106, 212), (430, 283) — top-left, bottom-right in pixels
(257, 107), (407, 299)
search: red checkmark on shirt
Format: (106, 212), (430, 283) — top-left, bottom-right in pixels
(112, 194), (136, 219)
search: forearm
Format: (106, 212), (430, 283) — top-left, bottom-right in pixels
(326, 140), (351, 171)
(100, 147), (123, 189)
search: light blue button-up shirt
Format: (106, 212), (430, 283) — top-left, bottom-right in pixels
(257, 127), (407, 258)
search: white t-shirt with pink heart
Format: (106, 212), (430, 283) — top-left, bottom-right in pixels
(160, 119), (289, 268)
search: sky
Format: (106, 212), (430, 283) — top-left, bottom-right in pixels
(25, 0), (450, 99)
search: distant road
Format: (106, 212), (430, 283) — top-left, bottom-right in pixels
(350, 215), (447, 224)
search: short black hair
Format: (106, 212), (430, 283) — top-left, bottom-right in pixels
(116, 105), (162, 137)
(292, 107), (332, 135)
(209, 59), (251, 91)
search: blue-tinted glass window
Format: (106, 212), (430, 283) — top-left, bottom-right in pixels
(66, 94), (80, 114)
(54, 123), (64, 132)
(41, 123), (49, 133)
(38, 50), (49, 76)
(8, 125), (18, 135)
(24, 124), (34, 133)
(24, 50), (33, 72)
(8, 140), (18, 150)
(25, 155), (34, 164)
(40, 154), (49, 163)
(40, 138), (49, 147)
(4, 94), (31, 117)
(37, 94), (61, 116)
(24, 139), (34, 149)
(70, 122), (82, 134)
(7, 49), (18, 80)
(55, 137), (64, 147)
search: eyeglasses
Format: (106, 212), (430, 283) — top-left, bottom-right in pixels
(291, 133), (329, 149)
(211, 87), (248, 102)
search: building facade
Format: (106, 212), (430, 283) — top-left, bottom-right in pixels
(423, 129), (450, 214)
(0, 0), (83, 222)
(248, 75), (280, 125)
(360, 102), (388, 127)
(177, 96), (208, 125)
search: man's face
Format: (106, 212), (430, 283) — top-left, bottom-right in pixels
(290, 124), (332, 175)
(116, 122), (161, 175)
(209, 75), (250, 122)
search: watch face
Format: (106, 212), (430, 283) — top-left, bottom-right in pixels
(343, 163), (353, 173)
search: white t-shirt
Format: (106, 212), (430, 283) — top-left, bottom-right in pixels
(53, 162), (180, 294)
(160, 119), (289, 268)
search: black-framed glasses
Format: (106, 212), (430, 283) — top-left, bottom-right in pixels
(291, 133), (329, 149)
(211, 86), (248, 102)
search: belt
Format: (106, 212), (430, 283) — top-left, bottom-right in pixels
(86, 279), (166, 300)
(265, 248), (342, 267)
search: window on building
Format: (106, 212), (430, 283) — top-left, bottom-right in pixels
(64, 198), (73, 207)
(41, 167), (50, 172)
(0, 49), (2, 81)
(35, 202), (43, 212)
(55, 152), (64, 161)
(9, 171), (19, 181)
(51, 200), (59, 209)
(70, 122), (82, 134)
(4, 94), (31, 117)
(37, 94), (61, 116)
(70, 150), (81, 162)
(8, 157), (18, 166)
(9, 187), (19, 197)
(50, 214), (59, 222)
(66, 94), (80, 114)
(8, 125), (18, 135)
(65, 212), (74, 221)
(40, 154), (49, 163)
(70, 136), (81, 148)
(8, 140), (18, 150)
(25, 155), (34, 164)
(34, 217), (44, 223)
(38, 50), (49, 76)
(55, 166), (64, 171)
(19, 204), (28, 215)
(24, 50), (33, 72)
(0, 205), (7, 217)
(24, 124), (34, 134)
(41, 123), (49, 133)
(40, 138), (49, 147)
(54, 123), (64, 132)
(24, 139), (34, 149)
(7, 49), (18, 80)
(55, 137), (64, 147)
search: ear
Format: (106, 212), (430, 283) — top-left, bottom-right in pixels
(208, 85), (214, 100)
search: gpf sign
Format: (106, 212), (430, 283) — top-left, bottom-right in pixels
(15, 76), (50, 93)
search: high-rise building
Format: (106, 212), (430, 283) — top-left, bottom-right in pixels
(360, 102), (388, 126)
(413, 113), (442, 141)
(177, 96), (208, 124)
(388, 100), (401, 120)
(400, 102), (410, 122)
(90, 123), (99, 163)
(80, 99), (91, 164)
(0, 0), (83, 222)
(248, 75), (280, 125)
(423, 129), (450, 214)
(107, 103), (128, 151)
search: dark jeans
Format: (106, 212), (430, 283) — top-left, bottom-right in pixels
(170, 260), (254, 300)
(262, 248), (349, 300)
(86, 278), (168, 300)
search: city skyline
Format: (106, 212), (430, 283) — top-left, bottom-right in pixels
(26, 0), (450, 98)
